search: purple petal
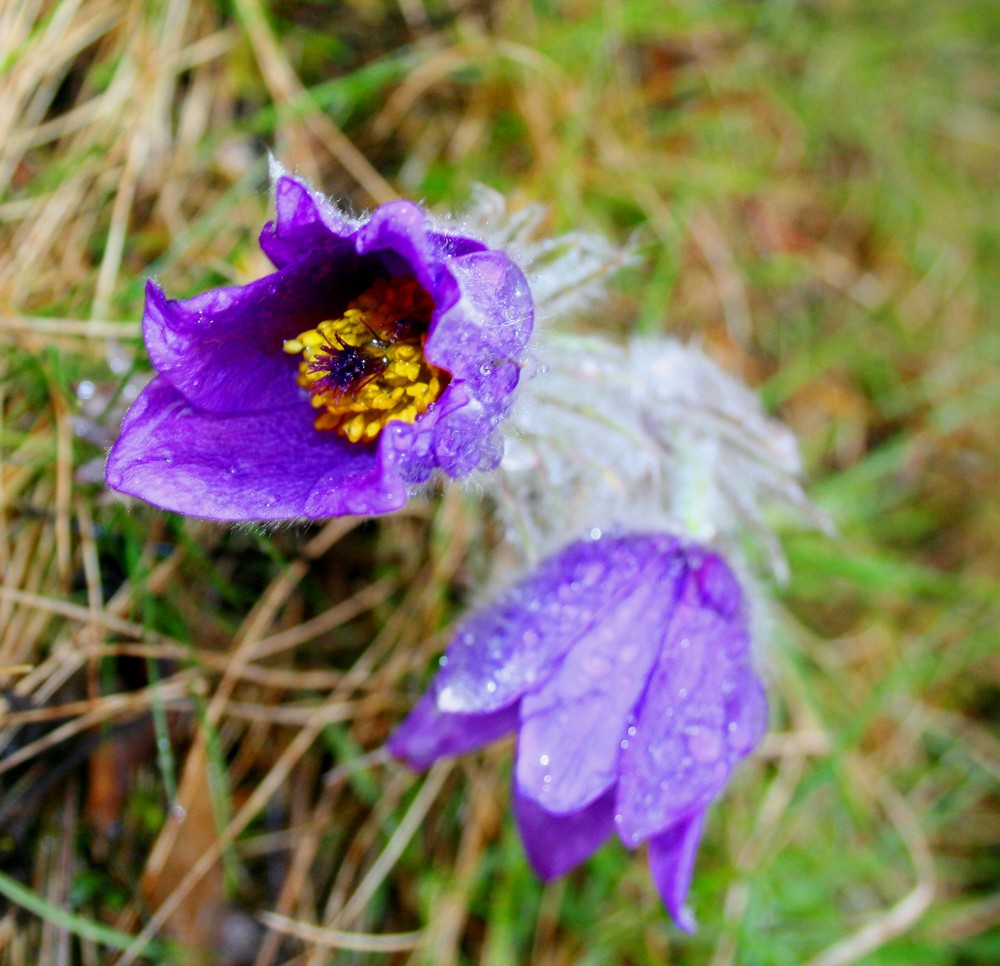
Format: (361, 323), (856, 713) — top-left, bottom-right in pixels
(105, 377), (405, 520)
(259, 175), (356, 269)
(428, 230), (491, 260)
(616, 550), (766, 846)
(388, 691), (519, 771)
(433, 534), (681, 716)
(724, 665), (768, 757)
(513, 786), (616, 880)
(647, 811), (706, 933)
(143, 247), (376, 415)
(515, 548), (684, 814)
(110, 176), (536, 520)
(355, 201), (463, 316)
(430, 370), (519, 479)
(691, 550), (742, 620)
(427, 250), (534, 385)
(424, 251), (533, 477)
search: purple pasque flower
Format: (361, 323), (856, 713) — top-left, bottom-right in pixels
(106, 175), (533, 520)
(389, 532), (767, 931)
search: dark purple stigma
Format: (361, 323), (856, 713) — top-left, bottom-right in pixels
(310, 343), (387, 400)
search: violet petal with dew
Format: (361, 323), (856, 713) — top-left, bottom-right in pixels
(389, 531), (766, 929)
(106, 175), (533, 520)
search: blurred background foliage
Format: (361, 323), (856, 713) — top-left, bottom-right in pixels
(0, 0), (998, 963)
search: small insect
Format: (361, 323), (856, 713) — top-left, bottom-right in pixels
(381, 316), (423, 342)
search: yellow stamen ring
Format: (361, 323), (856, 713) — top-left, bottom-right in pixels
(282, 276), (447, 444)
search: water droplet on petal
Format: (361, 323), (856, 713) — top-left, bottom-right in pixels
(437, 686), (463, 712)
(687, 727), (722, 764)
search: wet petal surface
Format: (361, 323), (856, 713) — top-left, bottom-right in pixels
(515, 550), (683, 813)
(433, 534), (681, 715)
(143, 250), (375, 416)
(105, 376), (398, 520)
(615, 551), (766, 845)
(647, 811), (706, 933)
(513, 786), (616, 880)
(259, 175), (356, 269)
(388, 691), (519, 770)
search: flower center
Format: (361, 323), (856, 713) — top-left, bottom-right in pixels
(282, 276), (447, 443)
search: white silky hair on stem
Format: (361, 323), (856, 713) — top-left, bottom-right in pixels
(492, 334), (830, 582)
(454, 186), (826, 579)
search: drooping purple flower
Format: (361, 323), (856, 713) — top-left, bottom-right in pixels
(106, 175), (533, 520)
(389, 532), (767, 930)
